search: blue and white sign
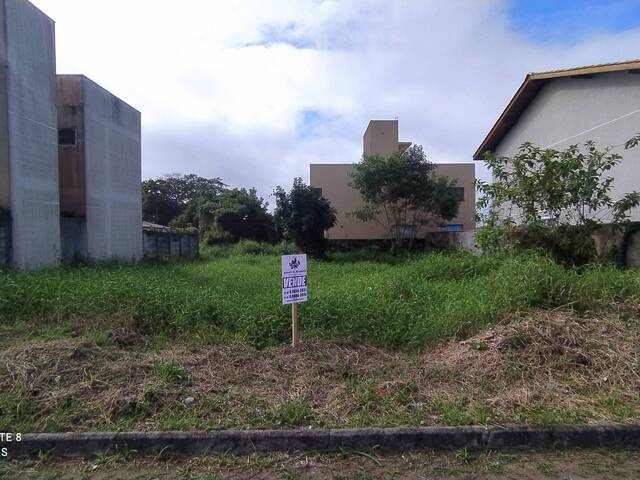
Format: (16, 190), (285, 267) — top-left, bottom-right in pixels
(281, 254), (307, 305)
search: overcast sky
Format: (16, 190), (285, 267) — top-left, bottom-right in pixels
(32, 0), (640, 203)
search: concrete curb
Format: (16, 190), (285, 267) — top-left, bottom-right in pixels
(5, 424), (640, 458)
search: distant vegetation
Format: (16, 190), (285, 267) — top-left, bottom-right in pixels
(142, 174), (335, 257)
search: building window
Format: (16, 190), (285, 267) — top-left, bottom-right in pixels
(393, 224), (417, 238)
(448, 186), (464, 201)
(440, 224), (464, 232)
(58, 128), (77, 146)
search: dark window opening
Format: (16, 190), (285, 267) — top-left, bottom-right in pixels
(58, 128), (77, 146)
(448, 186), (464, 201)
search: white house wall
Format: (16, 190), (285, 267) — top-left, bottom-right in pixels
(494, 70), (640, 222)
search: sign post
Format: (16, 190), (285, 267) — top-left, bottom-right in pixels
(281, 254), (307, 347)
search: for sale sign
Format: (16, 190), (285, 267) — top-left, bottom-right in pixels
(281, 254), (307, 305)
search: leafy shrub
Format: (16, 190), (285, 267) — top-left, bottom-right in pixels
(476, 223), (598, 266)
(232, 240), (272, 255)
(232, 240), (297, 256)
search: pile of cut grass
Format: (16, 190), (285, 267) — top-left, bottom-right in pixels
(1, 249), (640, 349)
(1, 308), (638, 432)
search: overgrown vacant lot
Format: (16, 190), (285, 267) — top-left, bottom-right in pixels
(0, 246), (639, 432)
(2, 246), (640, 348)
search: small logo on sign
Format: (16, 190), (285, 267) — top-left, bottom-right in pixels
(289, 257), (301, 270)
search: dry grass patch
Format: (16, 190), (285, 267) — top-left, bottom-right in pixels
(420, 306), (640, 424)
(0, 307), (638, 431)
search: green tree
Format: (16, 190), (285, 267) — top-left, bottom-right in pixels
(141, 178), (182, 226)
(142, 174), (225, 227)
(274, 178), (336, 257)
(203, 188), (276, 243)
(476, 140), (640, 263)
(350, 144), (462, 250)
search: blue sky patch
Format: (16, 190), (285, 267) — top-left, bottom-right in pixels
(244, 22), (315, 49)
(508, 0), (640, 43)
(296, 109), (327, 139)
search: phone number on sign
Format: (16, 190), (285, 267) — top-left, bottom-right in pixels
(1, 433), (22, 457)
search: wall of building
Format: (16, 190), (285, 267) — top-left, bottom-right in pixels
(0, 216), (10, 267)
(82, 76), (142, 262)
(57, 75), (86, 218)
(60, 216), (86, 262)
(310, 162), (476, 240)
(363, 120), (401, 158)
(592, 223), (640, 268)
(0, 2), (10, 212)
(493, 70), (640, 221)
(2, 0), (60, 270)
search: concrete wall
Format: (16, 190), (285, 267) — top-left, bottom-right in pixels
(60, 216), (86, 262)
(143, 230), (199, 259)
(493, 70), (640, 221)
(592, 224), (640, 268)
(310, 162), (476, 240)
(0, 217), (10, 266)
(363, 120), (402, 158)
(1, 0), (60, 270)
(58, 75), (143, 263)
(60, 75), (142, 262)
(0, 2), (10, 212)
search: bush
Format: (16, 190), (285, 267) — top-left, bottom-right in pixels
(476, 223), (598, 266)
(232, 240), (297, 256)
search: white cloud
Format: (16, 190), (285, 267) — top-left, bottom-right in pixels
(31, 0), (640, 198)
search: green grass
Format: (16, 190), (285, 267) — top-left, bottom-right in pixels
(1, 247), (640, 349)
(154, 360), (189, 386)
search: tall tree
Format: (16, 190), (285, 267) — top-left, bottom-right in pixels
(350, 144), (462, 250)
(142, 174), (225, 227)
(274, 178), (336, 257)
(203, 188), (276, 243)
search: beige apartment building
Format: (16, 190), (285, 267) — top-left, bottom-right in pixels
(310, 120), (475, 241)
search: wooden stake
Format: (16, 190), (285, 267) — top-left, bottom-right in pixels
(291, 302), (298, 347)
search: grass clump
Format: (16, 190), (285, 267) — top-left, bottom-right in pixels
(430, 398), (489, 426)
(154, 360), (188, 386)
(0, 390), (38, 432)
(263, 400), (318, 427)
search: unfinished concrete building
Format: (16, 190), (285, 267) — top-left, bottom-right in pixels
(0, 0), (60, 269)
(0, 0), (144, 270)
(57, 75), (143, 263)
